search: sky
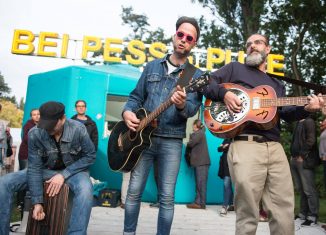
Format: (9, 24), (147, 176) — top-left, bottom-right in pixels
(0, 0), (214, 102)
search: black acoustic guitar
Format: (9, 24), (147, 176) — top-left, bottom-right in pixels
(107, 73), (209, 172)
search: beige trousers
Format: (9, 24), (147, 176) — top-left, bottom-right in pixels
(227, 139), (294, 235)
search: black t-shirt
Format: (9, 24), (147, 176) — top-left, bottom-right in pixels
(51, 136), (65, 170)
(204, 62), (309, 141)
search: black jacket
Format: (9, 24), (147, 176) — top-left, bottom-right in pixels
(71, 115), (98, 150)
(217, 139), (231, 179)
(187, 128), (210, 167)
(290, 117), (320, 168)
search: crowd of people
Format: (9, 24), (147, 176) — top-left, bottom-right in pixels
(0, 15), (325, 235)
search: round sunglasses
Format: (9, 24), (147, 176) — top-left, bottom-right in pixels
(176, 31), (196, 43)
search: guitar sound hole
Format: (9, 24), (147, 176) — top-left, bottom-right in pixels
(210, 88), (250, 124)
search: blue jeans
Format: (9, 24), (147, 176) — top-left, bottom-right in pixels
(223, 176), (233, 207)
(0, 169), (93, 235)
(124, 136), (182, 235)
(290, 159), (319, 221)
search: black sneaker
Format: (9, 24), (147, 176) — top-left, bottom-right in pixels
(301, 219), (316, 226)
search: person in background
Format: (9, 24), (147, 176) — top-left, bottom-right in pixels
(320, 117), (326, 231)
(18, 109), (40, 170)
(122, 16), (203, 235)
(71, 100), (98, 150)
(0, 104), (8, 169)
(4, 127), (13, 169)
(320, 117), (326, 191)
(217, 138), (234, 216)
(186, 119), (210, 209)
(290, 115), (320, 226)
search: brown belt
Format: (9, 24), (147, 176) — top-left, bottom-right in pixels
(233, 135), (271, 143)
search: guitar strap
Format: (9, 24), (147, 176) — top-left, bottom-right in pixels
(176, 62), (197, 88)
(266, 72), (326, 94)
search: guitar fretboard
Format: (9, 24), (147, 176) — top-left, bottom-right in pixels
(261, 95), (326, 108)
(136, 99), (173, 131)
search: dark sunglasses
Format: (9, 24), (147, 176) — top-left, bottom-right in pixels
(176, 31), (196, 43)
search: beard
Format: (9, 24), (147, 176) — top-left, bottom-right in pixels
(173, 43), (191, 58)
(245, 50), (267, 67)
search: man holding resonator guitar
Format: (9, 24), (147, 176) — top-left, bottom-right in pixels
(203, 33), (324, 235)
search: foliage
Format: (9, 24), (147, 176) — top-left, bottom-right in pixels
(121, 6), (150, 40)
(120, 6), (172, 45)
(194, 0), (266, 53)
(0, 100), (23, 128)
(18, 97), (25, 111)
(194, 0), (325, 95)
(263, 0), (326, 97)
(0, 72), (11, 97)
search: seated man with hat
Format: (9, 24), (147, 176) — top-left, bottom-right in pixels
(0, 101), (96, 235)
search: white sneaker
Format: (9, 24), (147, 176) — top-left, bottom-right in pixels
(219, 206), (228, 217)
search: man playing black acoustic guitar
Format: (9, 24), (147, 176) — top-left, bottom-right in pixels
(121, 16), (203, 235)
(204, 33), (324, 235)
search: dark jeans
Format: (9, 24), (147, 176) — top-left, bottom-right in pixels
(194, 165), (209, 206)
(19, 159), (28, 170)
(323, 160), (326, 190)
(223, 176), (233, 207)
(290, 159), (319, 220)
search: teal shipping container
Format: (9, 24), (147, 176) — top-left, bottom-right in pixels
(23, 64), (224, 204)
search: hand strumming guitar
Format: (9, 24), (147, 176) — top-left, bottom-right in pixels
(123, 110), (140, 132)
(224, 91), (243, 114)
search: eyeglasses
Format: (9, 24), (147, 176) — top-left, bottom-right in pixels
(176, 31), (196, 43)
(76, 105), (86, 108)
(245, 39), (267, 48)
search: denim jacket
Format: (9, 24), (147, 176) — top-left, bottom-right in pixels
(27, 119), (96, 204)
(123, 54), (203, 138)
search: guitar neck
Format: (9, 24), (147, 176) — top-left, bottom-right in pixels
(137, 99), (173, 131)
(262, 95), (326, 107)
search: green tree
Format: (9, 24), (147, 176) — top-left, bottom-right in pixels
(0, 100), (23, 128)
(263, 0), (326, 96)
(19, 97), (25, 111)
(121, 6), (150, 40)
(121, 6), (171, 44)
(194, 0), (266, 53)
(0, 72), (11, 97)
